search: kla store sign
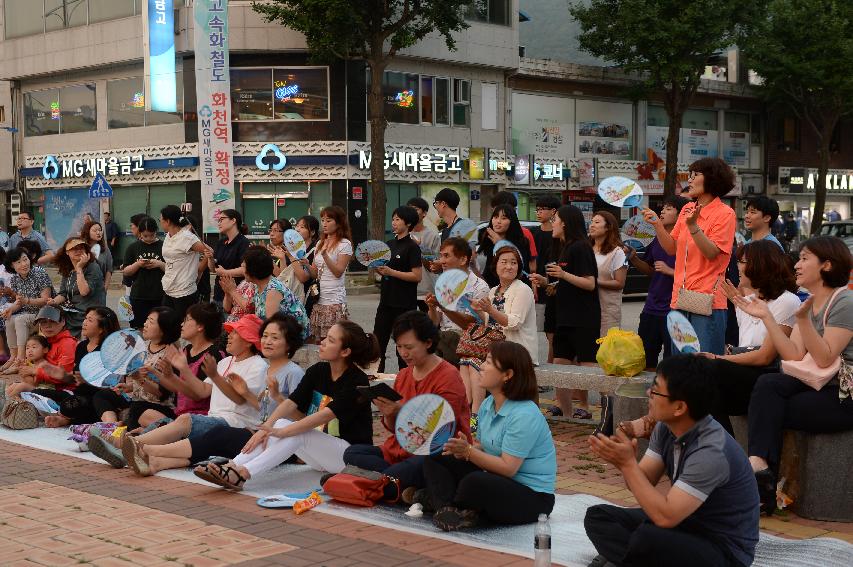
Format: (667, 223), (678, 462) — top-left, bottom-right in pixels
(784, 167), (853, 193)
(43, 154), (144, 180)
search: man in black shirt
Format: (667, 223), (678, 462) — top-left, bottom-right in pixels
(374, 206), (423, 372)
(532, 195), (560, 363)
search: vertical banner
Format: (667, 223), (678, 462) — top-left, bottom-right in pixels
(194, 0), (235, 233)
(143, 0), (177, 112)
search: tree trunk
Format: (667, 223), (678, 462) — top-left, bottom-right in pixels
(368, 60), (388, 242)
(811, 134), (832, 236)
(663, 113), (683, 198)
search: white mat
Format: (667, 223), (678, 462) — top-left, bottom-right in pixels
(1, 426), (852, 567)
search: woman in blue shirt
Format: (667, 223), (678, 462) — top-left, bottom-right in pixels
(419, 341), (556, 531)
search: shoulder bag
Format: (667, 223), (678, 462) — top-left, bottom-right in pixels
(781, 287), (847, 391)
(2, 399), (39, 430)
(322, 465), (401, 507)
(675, 238), (723, 316)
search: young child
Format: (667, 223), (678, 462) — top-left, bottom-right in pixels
(4, 335), (51, 398)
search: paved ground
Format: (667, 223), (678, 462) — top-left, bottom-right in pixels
(0, 285), (844, 565)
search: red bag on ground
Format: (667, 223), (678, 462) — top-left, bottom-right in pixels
(322, 465), (400, 507)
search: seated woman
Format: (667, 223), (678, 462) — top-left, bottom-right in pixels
(733, 236), (853, 515)
(419, 341), (556, 531)
(342, 311), (471, 502)
(220, 276), (256, 323)
(122, 313), (305, 475)
(47, 238), (107, 338)
(85, 307), (180, 436)
(621, 239), (801, 438)
(120, 315), (268, 476)
(198, 320), (378, 490)
(4, 334), (51, 399)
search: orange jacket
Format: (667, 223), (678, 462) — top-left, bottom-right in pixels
(35, 329), (78, 385)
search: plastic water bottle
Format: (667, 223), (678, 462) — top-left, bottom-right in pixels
(534, 513), (551, 566)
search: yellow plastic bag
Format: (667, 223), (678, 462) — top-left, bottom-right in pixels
(596, 328), (646, 377)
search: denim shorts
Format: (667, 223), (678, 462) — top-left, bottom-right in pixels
(187, 415), (228, 441)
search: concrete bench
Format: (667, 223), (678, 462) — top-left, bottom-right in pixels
(534, 363), (654, 393)
(730, 415), (853, 521)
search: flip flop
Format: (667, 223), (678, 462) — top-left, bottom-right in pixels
(572, 408), (593, 420)
(543, 405), (563, 417)
(87, 434), (127, 469)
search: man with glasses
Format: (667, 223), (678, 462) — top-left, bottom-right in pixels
(9, 212), (53, 265)
(533, 195), (561, 363)
(584, 355), (759, 567)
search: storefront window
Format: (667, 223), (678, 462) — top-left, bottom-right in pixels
(4, 0), (44, 38)
(383, 72), (419, 125)
(24, 89), (61, 137)
(421, 76), (434, 124)
(107, 76), (183, 129)
(44, 0), (87, 33)
(576, 99), (633, 158)
(453, 79), (470, 128)
(647, 105), (669, 127)
(435, 78), (450, 126)
(59, 84), (97, 133)
(88, 0), (135, 24)
(272, 67), (329, 120)
(231, 69), (273, 121)
(682, 108), (718, 130)
(466, 0), (511, 26)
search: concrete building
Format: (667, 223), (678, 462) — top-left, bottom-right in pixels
(0, 0), (522, 259)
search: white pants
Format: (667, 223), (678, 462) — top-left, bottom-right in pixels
(6, 313), (37, 351)
(232, 418), (350, 477)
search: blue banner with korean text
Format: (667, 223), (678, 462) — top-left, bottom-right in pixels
(194, 0), (235, 233)
(144, 0), (177, 113)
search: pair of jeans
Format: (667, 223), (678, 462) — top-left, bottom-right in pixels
(672, 308), (727, 356)
(423, 454), (554, 525)
(747, 373), (853, 471)
(584, 504), (743, 567)
(342, 444), (426, 500)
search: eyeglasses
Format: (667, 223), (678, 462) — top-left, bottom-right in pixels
(216, 217), (233, 223)
(688, 171), (704, 181)
(269, 228), (284, 233)
(649, 389), (672, 399)
(535, 207), (556, 212)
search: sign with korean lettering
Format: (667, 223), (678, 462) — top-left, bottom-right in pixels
(42, 155), (144, 180)
(194, 0), (235, 233)
(358, 150), (462, 173)
(534, 161), (565, 181)
(143, 0), (177, 113)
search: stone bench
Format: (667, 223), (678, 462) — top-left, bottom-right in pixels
(730, 415), (853, 521)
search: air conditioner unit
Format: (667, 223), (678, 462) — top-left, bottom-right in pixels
(454, 79), (471, 105)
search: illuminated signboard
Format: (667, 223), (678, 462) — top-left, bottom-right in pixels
(394, 90), (415, 108)
(43, 154), (145, 180)
(50, 102), (60, 120)
(358, 150), (462, 173)
(144, 0), (177, 112)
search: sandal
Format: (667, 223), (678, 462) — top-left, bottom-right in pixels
(206, 461), (247, 491)
(543, 405), (563, 417)
(192, 457), (231, 486)
(121, 436), (151, 477)
(618, 415), (656, 439)
(572, 408), (593, 420)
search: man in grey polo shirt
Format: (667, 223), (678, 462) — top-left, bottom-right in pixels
(584, 355), (759, 567)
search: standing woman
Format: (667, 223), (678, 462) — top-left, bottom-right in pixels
(530, 205), (599, 419)
(308, 206), (353, 342)
(267, 219), (291, 278)
(80, 220), (113, 285)
(49, 238), (106, 338)
(294, 215), (321, 315)
(122, 217), (165, 329)
(589, 211), (627, 337)
(159, 205), (208, 322)
(207, 209), (251, 308)
(122, 213), (149, 295)
(644, 157), (736, 355)
(477, 205), (533, 288)
(0, 247), (54, 370)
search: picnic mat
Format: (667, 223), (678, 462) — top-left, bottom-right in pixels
(1, 426), (852, 567)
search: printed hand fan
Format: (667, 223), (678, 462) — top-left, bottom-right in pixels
(100, 330), (146, 374)
(20, 392), (60, 414)
(598, 176), (644, 208)
(411, 233), (437, 261)
(395, 394), (456, 456)
(620, 214), (656, 247)
(667, 311), (701, 354)
(434, 269), (469, 309)
(79, 351), (121, 388)
(448, 218), (478, 245)
(116, 295), (134, 323)
(355, 240), (392, 268)
(735, 231), (747, 247)
(126, 350), (159, 383)
(283, 229), (307, 259)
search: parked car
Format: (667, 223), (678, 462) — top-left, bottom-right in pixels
(819, 220), (853, 255)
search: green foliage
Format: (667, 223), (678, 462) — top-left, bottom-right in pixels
(252, 0), (475, 62)
(741, 0), (853, 125)
(569, 0), (760, 91)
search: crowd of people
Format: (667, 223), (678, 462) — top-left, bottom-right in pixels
(0, 156), (851, 565)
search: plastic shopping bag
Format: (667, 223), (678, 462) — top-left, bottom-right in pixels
(596, 328), (646, 377)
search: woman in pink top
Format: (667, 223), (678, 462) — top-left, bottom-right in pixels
(644, 158), (737, 355)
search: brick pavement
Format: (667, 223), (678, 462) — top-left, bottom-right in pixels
(0, 411), (850, 567)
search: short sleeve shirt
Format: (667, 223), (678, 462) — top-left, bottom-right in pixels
(646, 416), (759, 566)
(58, 262), (106, 334)
(205, 354), (268, 428)
(669, 198), (736, 310)
(411, 227), (440, 298)
(161, 227), (201, 298)
(260, 361), (306, 421)
(288, 362), (373, 445)
(212, 234), (251, 302)
(736, 291), (801, 347)
(253, 278), (310, 339)
(379, 235), (422, 309)
(11, 266), (54, 315)
(8, 230), (52, 254)
(641, 238), (676, 316)
(124, 239), (165, 300)
(477, 396), (557, 494)
(316, 239), (352, 305)
(812, 288), (853, 363)
(554, 240), (600, 329)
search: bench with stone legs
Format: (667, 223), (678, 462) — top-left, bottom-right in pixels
(729, 415), (853, 522)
